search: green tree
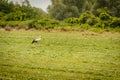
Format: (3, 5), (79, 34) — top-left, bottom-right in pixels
(22, 0), (31, 7)
(83, 0), (96, 12)
(62, 0), (85, 13)
(0, 0), (14, 13)
(48, 1), (66, 20)
(93, 0), (120, 17)
(48, 0), (86, 20)
(0, 0), (47, 21)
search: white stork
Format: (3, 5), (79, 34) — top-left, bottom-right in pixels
(32, 36), (41, 44)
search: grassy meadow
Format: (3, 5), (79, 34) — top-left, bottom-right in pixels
(0, 29), (120, 80)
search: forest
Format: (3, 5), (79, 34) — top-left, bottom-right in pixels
(0, 0), (120, 32)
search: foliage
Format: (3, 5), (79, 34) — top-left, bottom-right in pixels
(48, 0), (120, 20)
(110, 17), (120, 28)
(0, 20), (6, 27)
(86, 17), (98, 26)
(0, 0), (47, 21)
(0, 20), (33, 28)
(65, 11), (98, 25)
(99, 13), (111, 21)
(48, 0), (84, 20)
(93, 0), (120, 17)
(65, 17), (80, 24)
(79, 11), (96, 24)
(28, 18), (59, 29)
(63, 10), (120, 32)
(0, 0), (120, 32)
(48, 1), (66, 20)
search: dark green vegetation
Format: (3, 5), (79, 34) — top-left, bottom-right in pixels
(0, 0), (47, 21)
(48, 0), (120, 20)
(0, 0), (120, 32)
(0, 30), (120, 79)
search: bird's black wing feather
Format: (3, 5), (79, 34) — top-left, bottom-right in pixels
(32, 40), (35, 44)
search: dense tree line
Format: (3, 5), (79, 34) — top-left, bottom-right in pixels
(0, 0), (47, 21)
(0, 0), (120, 32)
(1, 0), (120, 21)
(48, 0), (120, 20)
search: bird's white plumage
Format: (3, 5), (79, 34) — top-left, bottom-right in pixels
(35, 37), (41, 41)
(32, 36), (41, 44)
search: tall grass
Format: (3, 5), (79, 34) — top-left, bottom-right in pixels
(0, 30), (120, 80)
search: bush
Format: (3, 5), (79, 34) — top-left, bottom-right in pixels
(65, 11), (98, 26)
(79, 24), (90, 30)
(17, 20), (33, 29)
(0, 21), (6, 27)
(28, 18), (59, 30)
(6, 21), (19, 27)
(99, 12), (111, 21)
(110, 17), (120, 28)
(65, 17), (80, 24)
(79, 11), (95, 24)
(28, 20), (37, 29)
(86, 17), (98, 26)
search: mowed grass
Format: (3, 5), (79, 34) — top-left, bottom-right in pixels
(0, 29), (120, 80)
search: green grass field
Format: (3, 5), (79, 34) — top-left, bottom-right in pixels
(0, 29), (120, 80)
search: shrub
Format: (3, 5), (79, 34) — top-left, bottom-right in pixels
(65, 17), (80, 24)
(0, 21), (6, 27)
(94, 12), (112, 29)
(17, 20), (33, 29)
(28, 20), (37, 29)
(79, 11), (95, 24)
(113, 27), (120, 32)
(7, 21), (19, 27)
(86, 17), (98, 26)
(79, 24), (90, 30)
(99, 12), (111, 21)
(28, 18), (59, 30)
(110, 17), (120, 28)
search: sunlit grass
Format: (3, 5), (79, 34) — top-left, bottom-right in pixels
(0, 29), (120, 80)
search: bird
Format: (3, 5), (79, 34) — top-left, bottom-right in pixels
(32, 36), (41, 44)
